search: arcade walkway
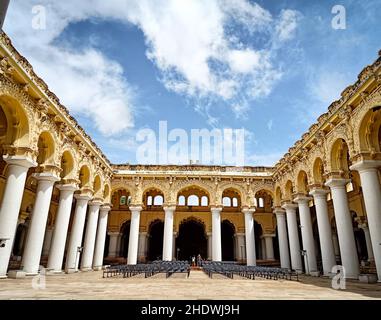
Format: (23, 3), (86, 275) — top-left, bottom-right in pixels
(0, 270), (380, 300)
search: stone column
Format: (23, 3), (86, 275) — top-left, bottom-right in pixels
(351, 160), (381, 281)
(42, 227), (53, 256)
(358, 223), (374, 262)
(93, 205), (111, 270)
(235, 233), (245, 262)
(21, 172), (60, 275)
(260, 237), (266, 260)
(81, 200), (102, 271)
(47, 183), (78, 272)
(263, 234), (275, 260)
(275, 208), (291, 269)
(310, 188), (336, 276)
(107, 232), (120, 258)
(243, 208), (256, 266)
(211, 207), (222, 261)
(332, 232), (340, 262)
(127, 206), (142, 265)
(65, 194), (91, 273)
(325, 178), (359, 279)
(207, 232), (212, 260)
(282, 203), (303, 273)
(294, 195), (318, 274)
(162, 206), (175, 261)
(0, 155), (36, 278)
(138, 232), (147, 262)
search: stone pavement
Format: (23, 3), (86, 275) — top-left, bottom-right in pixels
(0, 270), (380, 300)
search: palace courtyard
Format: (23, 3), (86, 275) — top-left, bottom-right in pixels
(0, 270), (380, 300)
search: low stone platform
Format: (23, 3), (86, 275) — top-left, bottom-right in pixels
(0, 270), (380, 300)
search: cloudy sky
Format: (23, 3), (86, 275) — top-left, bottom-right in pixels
(4, 0), (381, 166)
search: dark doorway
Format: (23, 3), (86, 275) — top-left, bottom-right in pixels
(147, 220), (164, 261)
(177, 218), (207, 261)
(120, 221), (131, 258)
(221, 220), (235, 261)
(254, 221), (262, 259)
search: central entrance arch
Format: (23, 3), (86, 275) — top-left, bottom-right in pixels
(147, 220), (164, 261)
(177, 218), (207, 261)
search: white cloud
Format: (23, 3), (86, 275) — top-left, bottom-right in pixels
(267, 119), (273, 131)
(6, 0), (302, 134)
(246, 152), (284, 166)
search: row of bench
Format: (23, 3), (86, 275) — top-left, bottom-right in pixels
(202, 262), (299, 281)
(102, 261), (191, 279)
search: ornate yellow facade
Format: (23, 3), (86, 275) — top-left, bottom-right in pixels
(0, 30), (381, 280)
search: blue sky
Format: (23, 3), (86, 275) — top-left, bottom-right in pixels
(5, 0), (381, 166)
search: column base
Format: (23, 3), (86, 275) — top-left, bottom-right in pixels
(65, 269), (78, 274)
(0, 275), (7, 279)
(93, 266), (103, 271)
(46, 270), (63, 275)
(7, 270), (27, 279)
(80, 267), (93, 272)
(359, 274), (378, 283)
(309, 271), (320, 277)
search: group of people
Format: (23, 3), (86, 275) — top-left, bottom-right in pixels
(191, 254), (203, 267)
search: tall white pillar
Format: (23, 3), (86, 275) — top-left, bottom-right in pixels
(21, 172), (60, 275)
(162, 206), (175, 261)
(81, 200), (102, 271)
(275, 208), (291, 269)
(359, 223), (374, 262)
(282, 203), (303, 273)
(263, 234), (275, 260)
(243, 208), (256, 266)
(127, 206), (142, 265)
(0, 155), (36, 278)
(93, 205), (111, 270)
(294, 195), (318, 274)
(42, 227), (53, 256)
(325, 178), (359, 279)
(207, 232), (212, 260)
(310, 188), (336, 276)
(351, 160), (381, 281)
(47, 184), (78, 272)
(108, 232), (120, 258)
(332, 232), (340, 261)
(65, 194), (91, 272)
(211, 207), (222, 261)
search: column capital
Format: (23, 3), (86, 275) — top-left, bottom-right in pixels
(273, 207), (285, 215)
(234, 232), (245, 237)
(210, 206), (223, 213)
(89, 199), (103, 207)
(242, 207), (255, 214)
(281, 202), (298, 211)
(163, 205), (176, 212)
(108, 231), (121, 236)
(350, 159), (381, 172)
(74, 193), (92, 201)
(32, 171), (60, 183)
(309, 187), (329, 197)
(325, 178), (350, 188)
(262, 233), (276, 238)
(100, 204), (112, 212)
(3, 154), (37, 168)
(57, 183), (79, 192)
(294, 195), (312, 204)
(129, 205), (143, 212)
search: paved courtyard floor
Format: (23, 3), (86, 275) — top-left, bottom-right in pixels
(0, 270), (380, 300)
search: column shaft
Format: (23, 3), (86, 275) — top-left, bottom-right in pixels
(243, 209), (256, 266)
(275, 210), (291, 269)
(0, 157), (36, 278)
(211, 207), (222, 261)
(264, 235), (275, 260)
(326, 179), (359, 279)
(21, 173), (59, 275)
(93, 206), (110, 270)
(127, 206), (142, 265)
(65, 195), (90, 272)
(162, 206), (175, 261)
(47, 184), (77, 272)
(310, 189), (336, 275)
(81, 201), (101, 270)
